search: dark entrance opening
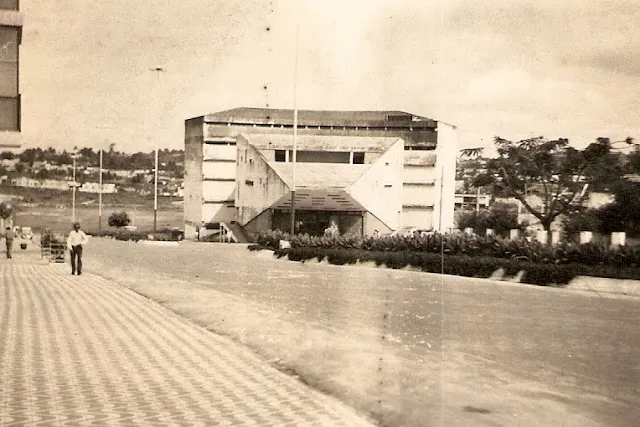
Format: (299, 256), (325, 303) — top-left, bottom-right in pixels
(272, 210), (364, 236)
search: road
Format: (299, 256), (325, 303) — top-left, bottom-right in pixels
(85, 240), (640, 426)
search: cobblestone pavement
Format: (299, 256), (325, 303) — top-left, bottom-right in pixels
(0, 260), (375, 426)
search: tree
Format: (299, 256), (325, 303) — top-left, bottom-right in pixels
(462, 136), (612, 241)
(594, 181), (640, 236)
(108, 211), (131, 227)
(457, 202), (524, 237)
(0, 202), (12, 220)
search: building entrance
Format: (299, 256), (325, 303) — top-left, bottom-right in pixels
(272, 210), (363, 236)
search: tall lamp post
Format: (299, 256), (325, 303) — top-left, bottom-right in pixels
(289, 27), (299, 235)
(150, 67), (165, 233)
(71, 147), (78, 223)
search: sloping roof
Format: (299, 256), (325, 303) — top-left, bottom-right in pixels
(268, 162), (366, 189)
(270, 189), (366, 212)
(204, 107), (437, 128)
(244, 134), (402, 152)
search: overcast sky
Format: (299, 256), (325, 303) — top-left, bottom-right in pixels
(7, 0), (639, 153)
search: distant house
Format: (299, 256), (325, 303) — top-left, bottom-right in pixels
(41, 179), (73, 191)
(454, 193), (490, 211)
(11, 177), (40, 188)
(79, 182), (117, 193)
(1, 159), (19, 170)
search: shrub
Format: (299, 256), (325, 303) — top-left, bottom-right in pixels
(272, 247), (600, 285)
(108, 211), (131, 227)
(457, 202), (523, 237)
(255, 229), (640, 266)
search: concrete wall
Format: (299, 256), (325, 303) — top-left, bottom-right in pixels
(183, 117), (204, 239)
(402, 184), (436, 208)
(201, 202), (235, 224)
(363, 212), (393, 236)
(401, 151), (438, 229)
(348, 140), (404, 230)
(235, 135), (289, 227)
(204, 122), (437, 146)
(202, 162), (236, 178)
(433, 122), (457, 231)
(242, 209), (273, 235)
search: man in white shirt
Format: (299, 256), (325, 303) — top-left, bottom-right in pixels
(67, 222), (89, 275)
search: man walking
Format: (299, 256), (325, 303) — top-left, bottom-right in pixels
(67, 222), (88, 275)
(4, 227), (15, 259)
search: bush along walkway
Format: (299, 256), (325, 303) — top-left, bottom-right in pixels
(249, 231), (640, 286)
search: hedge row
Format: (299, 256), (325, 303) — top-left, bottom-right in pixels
(267, 247), (640, 285)
(89, 228), (183, 242)
(254, 230), (640, 267)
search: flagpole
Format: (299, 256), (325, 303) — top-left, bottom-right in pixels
(290, 25), (299, 235)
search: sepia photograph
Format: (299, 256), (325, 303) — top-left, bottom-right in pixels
(1, 1), (639, 426)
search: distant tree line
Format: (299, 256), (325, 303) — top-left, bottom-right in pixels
(0, 146), (184, 173)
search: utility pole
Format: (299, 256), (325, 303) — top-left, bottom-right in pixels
(150, 67), (165, 233)
(289, 26), (299, 235)
(72, 148), (77, 223)
(98, 148), (103, 232)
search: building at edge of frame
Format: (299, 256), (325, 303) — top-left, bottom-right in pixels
(0, 0), (23, 146)
(183, 107), (457, 240)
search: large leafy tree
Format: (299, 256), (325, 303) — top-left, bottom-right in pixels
(463, 136), (613, 237)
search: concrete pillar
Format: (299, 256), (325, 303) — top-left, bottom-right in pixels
(485, 228), (494, 237)
(536, 230), (548, 243)
(611, 232), (626, 248)
(464, 227), (474, 235)
(579, 231), (593, 244)
(551, 231), (561, 245)
(509, 229), (519, 240)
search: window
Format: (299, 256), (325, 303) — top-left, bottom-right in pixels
(245, 179), (254, 186)
(291, 150), (350, 164)
(0, 96), (19, 131)
(275, 150), (286, 162)
(0, 1), (19, 11)
(0, 26), (19, 98)
(353, 152), (365, 164)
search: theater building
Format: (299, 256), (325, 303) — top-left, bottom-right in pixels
(184, 108), (457, 240)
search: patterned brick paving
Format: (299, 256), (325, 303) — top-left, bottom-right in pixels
(0, 261), (375, 426)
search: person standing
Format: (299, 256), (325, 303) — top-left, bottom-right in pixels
(4, 227), (15, 259)
(67, 222), (88, 275)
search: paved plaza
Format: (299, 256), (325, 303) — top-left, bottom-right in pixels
(0, 256), (375, 426)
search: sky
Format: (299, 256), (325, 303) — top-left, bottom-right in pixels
(4, 0), (639, 153)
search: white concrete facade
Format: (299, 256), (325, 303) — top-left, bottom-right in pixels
(183, 108), (457, 239)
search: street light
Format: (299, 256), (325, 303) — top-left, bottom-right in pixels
(150, 67), (165, 233)
(71, 147), (78, 223)
(289, 26), (299, 235)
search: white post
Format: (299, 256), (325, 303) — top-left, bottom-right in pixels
(611, 232), (626, 248)
(579, 231), (593, 244)
(485, 228), (494, 236)
(536, 230), (548, 243)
